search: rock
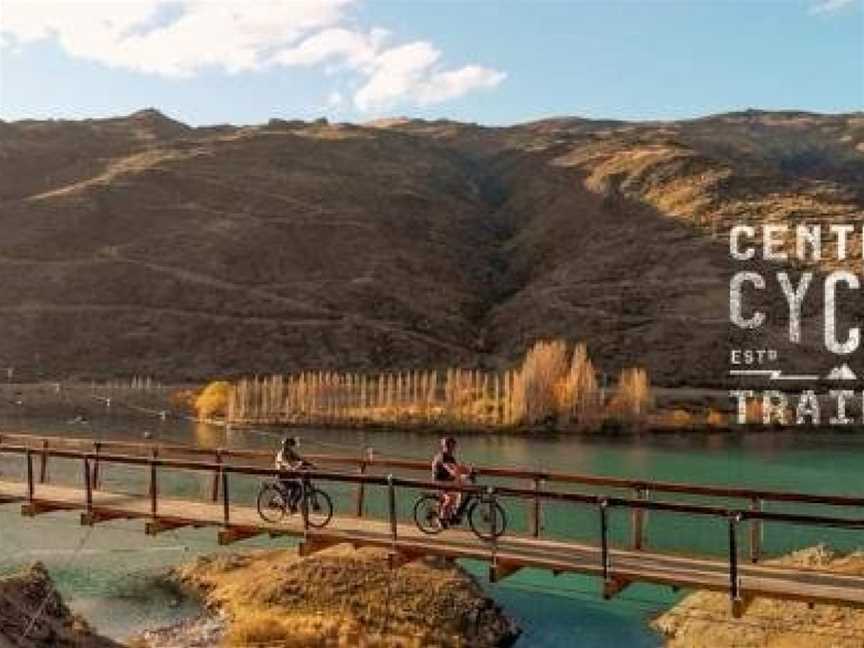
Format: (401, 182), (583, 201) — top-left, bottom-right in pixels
(135, 614), (226, 648)
(0, 562), (118, 648)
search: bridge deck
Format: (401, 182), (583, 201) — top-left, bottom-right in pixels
(1, 479), (863, 611)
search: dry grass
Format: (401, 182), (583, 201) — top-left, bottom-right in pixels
(224, 611), (425, 647)
(653, 546), (864, 648)
(174, 546), (516, 648)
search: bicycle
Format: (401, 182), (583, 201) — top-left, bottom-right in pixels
(257, 472), (333, 528)
(413, 469), (507, 541)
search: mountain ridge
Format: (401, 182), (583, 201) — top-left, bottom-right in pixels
(1, 109), (862, 384)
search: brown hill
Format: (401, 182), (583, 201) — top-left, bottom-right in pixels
(1, 110), (862, 384)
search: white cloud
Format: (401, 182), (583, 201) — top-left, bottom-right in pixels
(352, 41), (505, 111)
(353, 41), (441, 111)
(272, 27), (388, 69)
(0, 0), (505, 110)
(0, 1), (351, 76)
(326, 90), (344, 109)
(809, 0), (858, 14)
(415, 65), (508, 106)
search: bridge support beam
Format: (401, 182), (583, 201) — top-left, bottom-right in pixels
(731, 595), (754, 619)
(21, 501), (77, 517)
(81, 510), (138, 526)
(388, 550), (425, 569)
(146, 519), (192, 536)
(602, 577), (632, 600)
(267, 529), (296, 539)
(297, 537), (345, 557)
(218, 526), (265, 545)
(489, 560), (523, 583)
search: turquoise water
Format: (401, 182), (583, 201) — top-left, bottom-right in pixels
(2, 413), (863, 646)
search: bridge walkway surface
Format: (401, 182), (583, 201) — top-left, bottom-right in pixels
(0, 433), (863, 618)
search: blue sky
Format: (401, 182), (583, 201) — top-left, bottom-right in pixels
(0, 0), (861, 126)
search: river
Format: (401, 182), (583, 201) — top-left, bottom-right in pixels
(1, 409), (863, 647)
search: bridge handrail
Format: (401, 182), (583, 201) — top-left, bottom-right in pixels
(2, 444), (864, 531)
(2, 432), (864, 509)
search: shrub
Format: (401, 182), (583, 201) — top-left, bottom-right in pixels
(667, 409), (693, 427)
(706, 408), (727, 427)
(195, 381), (231, 419)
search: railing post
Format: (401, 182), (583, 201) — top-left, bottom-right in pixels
(92, 442), (101, 490)
(355, 458), (367, 518)
(221, 468), (230, 525)
(750, 497), (762, 563)
(300, 476), (310, 533)
(83, 456), (93, 514)
(387, 474), (397, 546)
(729, 512), (741, 604)
(632, 487), (647, 550)
(26, 448), (34, 502)
(488, 486), (498, 553)
(148, 448), (158, 507)
(529, 477), (542, 538)
(149, 458), (158, 516)
(599, 498), (610, 581)
(211, 450), (222, 502)
(39, 440), (48, 484)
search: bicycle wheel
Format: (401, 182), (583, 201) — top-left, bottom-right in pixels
(257, 484), (287, 524)
(468, 500), (507, 541)
(305, 487), (333, 528)
(413, 494), (444, 534)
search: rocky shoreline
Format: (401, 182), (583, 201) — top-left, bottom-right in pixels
(133, 614), (226, 648)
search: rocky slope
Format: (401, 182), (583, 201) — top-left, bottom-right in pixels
(1, 109), (862, 384)
(0, 562), (118, 648)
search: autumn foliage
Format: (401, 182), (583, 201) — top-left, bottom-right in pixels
(195, 381), (231, 419)
(221, 340), (651, 431)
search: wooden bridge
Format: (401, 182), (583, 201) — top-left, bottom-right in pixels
(1, 432), (863, 618)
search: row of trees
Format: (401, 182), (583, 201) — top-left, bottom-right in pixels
(203, 340), (652, 430)
(91, 376), (163, 391)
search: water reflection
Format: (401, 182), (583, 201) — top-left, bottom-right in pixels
(191, 421), (224, 448)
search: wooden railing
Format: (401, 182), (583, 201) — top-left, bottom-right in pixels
(2, 432), (864, 564)
(1, 440), (864, 612)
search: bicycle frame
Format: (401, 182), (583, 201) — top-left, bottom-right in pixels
(442, 481), (490, 524)
(450, 491), (476, 521)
